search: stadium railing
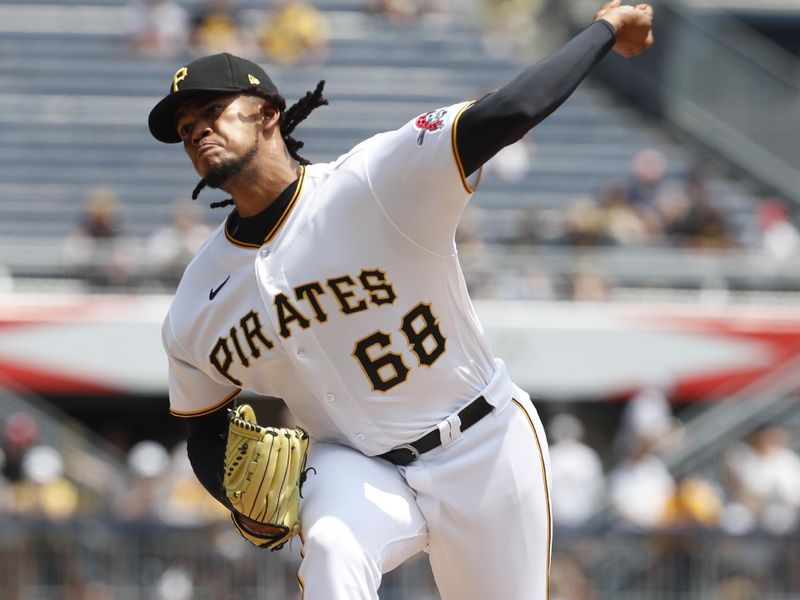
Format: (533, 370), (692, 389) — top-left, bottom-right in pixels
(0, 518), (797, 599)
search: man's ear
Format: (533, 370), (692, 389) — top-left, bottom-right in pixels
(260, 100), (281, 129)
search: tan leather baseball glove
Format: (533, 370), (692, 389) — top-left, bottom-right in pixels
(224, 404), (310, 550)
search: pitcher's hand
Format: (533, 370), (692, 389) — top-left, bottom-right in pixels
(596, 0), (654, 58)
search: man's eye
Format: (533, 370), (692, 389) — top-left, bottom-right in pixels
(179, 124), (193, 138)
(207, 104), (222, 116)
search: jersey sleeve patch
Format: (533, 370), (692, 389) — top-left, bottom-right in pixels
(413, 108), (448, 146)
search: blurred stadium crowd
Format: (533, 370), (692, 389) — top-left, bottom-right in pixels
(2, 381), (799, 598)
(61, 149), (800, 298)
(0, 0), (799, 598)
(1, 0), (797, 301)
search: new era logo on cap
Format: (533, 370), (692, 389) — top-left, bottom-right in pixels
(149, 53), (279, 143)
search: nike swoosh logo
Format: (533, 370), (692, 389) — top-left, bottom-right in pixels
(209, 276), (231, 300)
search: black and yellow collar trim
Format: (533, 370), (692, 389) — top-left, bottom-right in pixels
(224, 165), (306, 249)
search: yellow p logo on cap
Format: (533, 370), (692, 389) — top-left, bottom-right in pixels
(172, 67), (188, 93)
(248, 74), (260, 85)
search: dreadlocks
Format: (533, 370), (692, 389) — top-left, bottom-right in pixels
(279, 80), (328, 166)
(192, 81), (329, 209)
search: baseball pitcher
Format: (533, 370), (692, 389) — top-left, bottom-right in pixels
(150, 2), (653, 597)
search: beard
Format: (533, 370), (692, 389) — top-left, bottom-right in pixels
(204, 134), (259, 189)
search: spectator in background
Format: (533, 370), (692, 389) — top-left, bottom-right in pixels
(660, 169), (732, 249)
(483, 135), (534, 183)
(62, 188), (141, 289)
(615, 374), (683, 456)
(366, 0), (435, 23)
(114, 440), (171, 521)
(11, 445), (80, 520)
(626, 148), (669, 240)
(146, 202), (213, 288)
(663, 475), (724, 529)
(74, 188), (119, 238)
(155, 566), (195, 600)
(548, 413), (605, 527)
(597, 182), (649, 245)
(1, 412), (39, 483)
(564, 166), (733, 250)
(656, 473), (725, 595)
(757, 198), (800, 267)
(609, 375), (684, 529)
(723, 426), (800, 534)
(190, 0), (244, 55)
(609, 435), (675, 529)
(563, 199), (609, 246)
(652, 181), (691, 243)
(123, 0), (189, 56)
(627, 147), (667, 207)
(562, 181), (651, 249)
(259, 0), (330, 66)
(683, 170), (732, 246)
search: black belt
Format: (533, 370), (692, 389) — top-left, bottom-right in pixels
(379, 395), (493, 466)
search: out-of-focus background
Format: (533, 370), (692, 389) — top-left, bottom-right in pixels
(0, 0), (799, 597)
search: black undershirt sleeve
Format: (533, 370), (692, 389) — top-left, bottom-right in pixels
(183, 407), (233, 511)
(456, 20), (617, 178)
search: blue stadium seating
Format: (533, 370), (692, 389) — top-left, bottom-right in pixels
(0, 0), (758, 272)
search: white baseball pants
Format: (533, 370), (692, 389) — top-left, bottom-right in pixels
(297, 391), (552, 600)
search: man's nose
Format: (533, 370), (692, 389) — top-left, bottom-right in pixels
(192, 123), (212, 146)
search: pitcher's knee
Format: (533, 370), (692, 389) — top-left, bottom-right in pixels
(303, 516), (379, 582)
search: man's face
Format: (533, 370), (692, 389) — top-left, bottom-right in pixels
(175, 93), (264, 187)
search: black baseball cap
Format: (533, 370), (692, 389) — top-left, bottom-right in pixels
(148, 53), (279, 143)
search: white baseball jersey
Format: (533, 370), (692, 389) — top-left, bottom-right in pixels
(163, 100), (517, 456)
